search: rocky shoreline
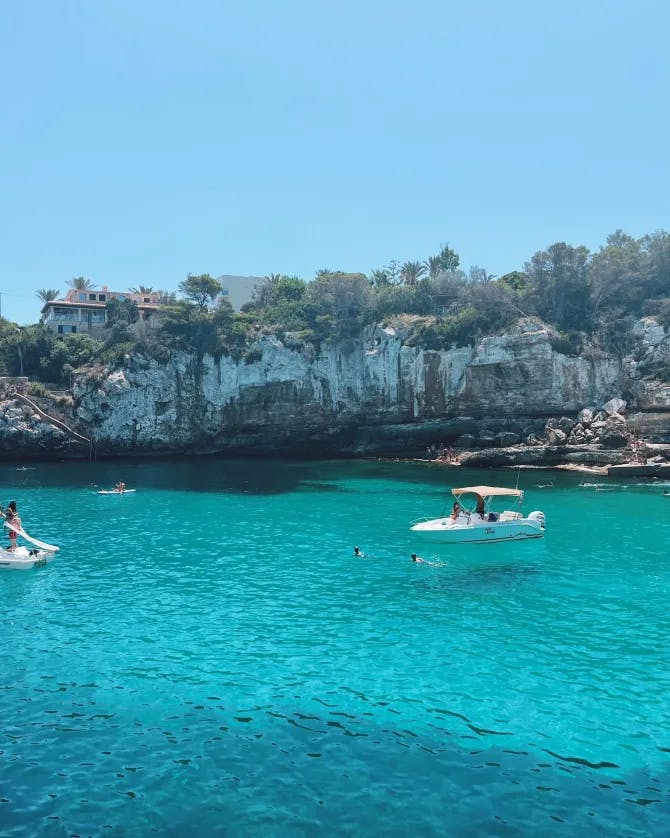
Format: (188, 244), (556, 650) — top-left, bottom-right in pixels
(0, 315), (669, 465)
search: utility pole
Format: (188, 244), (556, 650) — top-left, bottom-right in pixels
(15, 328), (23, 377)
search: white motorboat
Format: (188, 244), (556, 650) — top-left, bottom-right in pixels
(410, 485), (545, 544)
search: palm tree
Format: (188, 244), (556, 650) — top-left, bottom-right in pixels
(68, 276), (97, 291)
(424, 256), (443, 281)
(370, 268), (391, 287)
(400, 261), (428, 286)
(129, 285), (155, 295)
(35, 289), (60, 303)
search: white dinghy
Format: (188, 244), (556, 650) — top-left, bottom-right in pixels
(411, 485), (545, 544)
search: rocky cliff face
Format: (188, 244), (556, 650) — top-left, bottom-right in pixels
(1, 317), (668, 459)
(67, 317), (667, 456)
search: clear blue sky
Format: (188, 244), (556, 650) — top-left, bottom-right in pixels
(1, 0), (668, 324)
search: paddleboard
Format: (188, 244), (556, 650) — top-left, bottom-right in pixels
(97, 489), (137, 495)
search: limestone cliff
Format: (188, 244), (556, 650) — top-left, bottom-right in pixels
(70, 317), (668, 456)
(1, 317), (668, 459)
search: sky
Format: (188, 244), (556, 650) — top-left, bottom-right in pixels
(1, 0), (669, 325)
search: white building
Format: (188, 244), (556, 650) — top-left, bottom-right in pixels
(217, 275), (265, 311)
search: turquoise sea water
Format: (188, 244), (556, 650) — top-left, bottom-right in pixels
(1, 457), (669, 836)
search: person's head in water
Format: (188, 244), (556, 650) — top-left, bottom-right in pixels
(354, 546), (363, 556)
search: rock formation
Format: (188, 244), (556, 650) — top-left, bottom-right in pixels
(0, 316), (668, 461)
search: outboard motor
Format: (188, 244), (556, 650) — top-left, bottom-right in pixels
(528, 511), (546, 529)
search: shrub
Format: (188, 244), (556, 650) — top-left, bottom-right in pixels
(27, 381), (48, 397)
(243, 346), (263, 365)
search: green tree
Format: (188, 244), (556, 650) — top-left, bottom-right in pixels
(525, 242), (591, 331)
(498, 271), (528, 293)
(158, 302), (218, 355)
(369, 268), (392, 287)
(400, 261), (427, 286)
(68, 277), (96, 291)
(35, 289), (60, 303)
(468, 266), (495, 283)
(38, 333), (102, 382)
(0, 324), (54, 378)
(106, 297), (140, 326)
(254, 275), (306, 308)
(424, 255), (444, 280)
(178, 273), (222, 309)
(247, 275), (308, 331)
(640, 229), (670, 304)
(385, 260), (401, 284)
(588, 230), (645, 318)
(306, 272), (370, 340)
(436, 243), (460, 272)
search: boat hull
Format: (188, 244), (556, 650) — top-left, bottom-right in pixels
(0, 546), (58, 570)
(410, 517), (544, 544)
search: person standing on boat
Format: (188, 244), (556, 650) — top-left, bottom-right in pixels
(450, 502), (461, 520)
(475, 494), (486, 518)
(3, 501), (21, 551)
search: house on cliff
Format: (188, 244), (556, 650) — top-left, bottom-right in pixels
(40, 287), (163, 334)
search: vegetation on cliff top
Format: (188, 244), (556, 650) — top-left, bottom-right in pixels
(1, 230), (669, 385)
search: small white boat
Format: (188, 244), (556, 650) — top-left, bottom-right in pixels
(0, 522), (60, 570)
(97, 489), (136, 495)
(0, 545), (58, 570)
(411, 485), (545, 544)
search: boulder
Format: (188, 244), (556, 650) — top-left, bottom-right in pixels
(568, 428), (587, 444)
(603, 397), (627, 416)
(597, 419), (629, 448)
(557, 416), (575, 434)
(494, 431), (521, 447)
(546, 427), (567, 445)
(576, 408), (594, 426)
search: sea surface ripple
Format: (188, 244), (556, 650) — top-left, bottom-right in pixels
(1, 458), (669, 836)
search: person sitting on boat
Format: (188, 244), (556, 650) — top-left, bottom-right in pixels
(115, 481), (126, 494)
(450, 501), (461, 520)
(2, 501), (21, 552)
